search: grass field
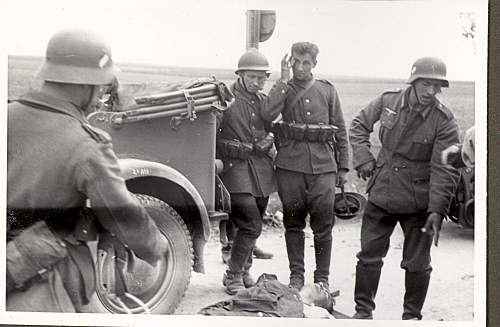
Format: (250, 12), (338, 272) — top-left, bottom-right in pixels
(8, 55), (475, 195)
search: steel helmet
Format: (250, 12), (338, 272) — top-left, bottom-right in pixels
(37, 29), (117, 85)
(407, 57), (449, 87)
(235, 48), (271, 74)
(333, 191), (366, 220)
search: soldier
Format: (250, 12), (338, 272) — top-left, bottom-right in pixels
(217, 48), (288, 295)
(349, 57), (461, 320)
(7, 29), (168, 312)
(442, 126), (475, 168)
(260, 42), (350, 291)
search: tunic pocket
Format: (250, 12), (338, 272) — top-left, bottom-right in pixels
(409, 134), (434, 161)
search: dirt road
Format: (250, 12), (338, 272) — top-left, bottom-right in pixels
(175, 217), (474, 321)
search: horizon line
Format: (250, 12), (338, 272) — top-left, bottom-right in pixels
(8, 54), (475, 83)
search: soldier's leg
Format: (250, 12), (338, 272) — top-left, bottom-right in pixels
(277, 168), (308, 290)
(252, 196), (274, 260)
(220, 219), (235, 264)
(399, 212), (433, 320)
(353, 202), (397, 319)
(224, 193), (263, 295)
(242, 196), (270, 287)
(306, 172), (336, 287)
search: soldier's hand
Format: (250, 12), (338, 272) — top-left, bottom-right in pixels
(280, 53), (292, 82)
(356, 160), (375, 181)
(421, 212), (444, 246)
(336, 169), (348, 187)
(441, 144), (461, 165)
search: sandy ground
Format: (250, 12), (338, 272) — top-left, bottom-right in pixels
(175, 217), (474, 321)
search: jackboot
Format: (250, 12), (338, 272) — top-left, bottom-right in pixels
(402, 270), (431, 320)
(353, 265), (382, 319)
(285, 230), (305, 290)
(222, 270), (245, 295)
(313, 238), (332, 287)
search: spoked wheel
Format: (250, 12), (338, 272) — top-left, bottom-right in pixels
(92, 194), (193, 314)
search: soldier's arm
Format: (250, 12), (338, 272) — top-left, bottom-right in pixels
(428, 117), (461, 216)
(75, 141), (167, 265)
(260, 80), (289, 122)
(349, 94), (384, 169)
(329, 86), (349, 171)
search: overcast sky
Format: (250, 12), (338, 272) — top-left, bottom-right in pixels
(3, 0), (486, 81)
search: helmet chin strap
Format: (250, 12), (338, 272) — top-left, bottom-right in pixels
(82, 85), (99, 115)
(411, 84), (422, 106)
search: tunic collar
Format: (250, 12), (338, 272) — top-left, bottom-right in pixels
(290, 74), (314, 89)
(20, 90), (87, 122)
(401, 86), (433, 120)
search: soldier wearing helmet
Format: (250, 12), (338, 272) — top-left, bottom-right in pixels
(260, 42), (350, 293)
(216, 48), (288, 295)
(349, 57), (460, 320)
(7, 29), (168, 312)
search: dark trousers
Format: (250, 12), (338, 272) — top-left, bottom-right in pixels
(276, 168), (336, 283)
(227, 193), (269, 273)
(354, 201), (433, 320)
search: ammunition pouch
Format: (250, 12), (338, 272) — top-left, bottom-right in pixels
(217, 139), (254, 160)
(272, 122), (338, 143)
(254, 133), (275, 156)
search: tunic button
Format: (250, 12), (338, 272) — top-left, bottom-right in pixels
(251, 113), (255, 117)
(305, 99), (310, 103)
(252, 126), (255, 130)
(251, 100), (255, 103)
(229, 163), (233, 167)
(281, 90), (285, 93)
(394, 167), (399, 172)
(82, 229), (88, 234)
(254, 138), (258, 142)
(306, 111), (311, 115)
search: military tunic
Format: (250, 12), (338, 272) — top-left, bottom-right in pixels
(350, 86), (460, 215)
(261, 76), (349, 174)
(218, 80), (287, 197)
(8, 90), (166, 264)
